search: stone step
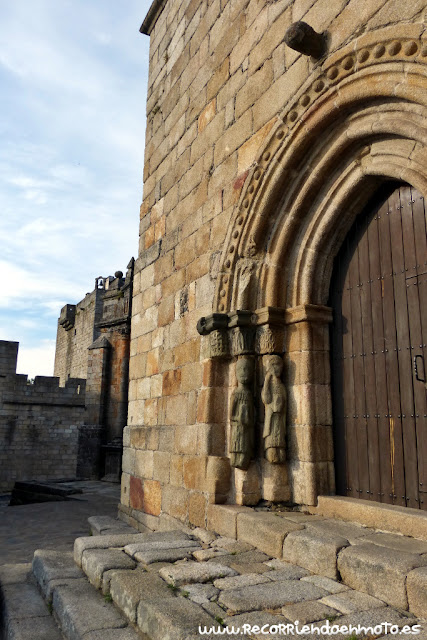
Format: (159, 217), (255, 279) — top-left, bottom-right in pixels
(88, 515), (139, 537)
(314, 496), (427, 540)
(0, 563), (64, 640)
(30, 549), (142, 640)
(206, 504), (427, 616)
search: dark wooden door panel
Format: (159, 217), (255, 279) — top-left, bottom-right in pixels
(331, 183), (427, 510)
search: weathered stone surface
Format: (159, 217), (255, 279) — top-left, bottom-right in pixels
(84, 629), (141, 640)
(283, 529), (348, 579)
(159, 561), (237, 586)
(192, 527), (217, 544)
(1, 583), (50, 619)
(312, 606), (421, 636)
(315, 496), (427, 541)
(237, 512), (304, 557)
(192, 548), (229, 561)
(218, 580), (328, 613)
(337, 543), (427, 610)
(0, 563), (32, 585)
(109, 567), (173, 624)
(33, 550), (83, 598)
(207, 505), (251, 538)
(306, 519), (371, 544)
(212, 537), (254, 553)
(124, 537), (199, 558)
(214, 573), (271, 590)
(74, 530), (189, 566)
(356, 532), (427, 555)
(301, 575), (350, 594)
(137, 596), (216, 640)
(406, 566), (427, 618)
(230, 562), (273, 575)
(267, 565), (311, 581)
(211, 550), (271, 567)
(52, 581), (127, 640)
(223, 611), (291, 636)
(88, 516), (136, 536)
(3, 616), (64, 640)
(320, 589), (385, 614)
(180, 583), (219, 604)
(82, 548), (136, 589)
(134, 546), (198, 564)
(282, 599), (340, 624)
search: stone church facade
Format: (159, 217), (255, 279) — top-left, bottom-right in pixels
(120, 0), (427, 530)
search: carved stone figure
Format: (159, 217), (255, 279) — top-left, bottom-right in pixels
(230, 356), (255, 470)
(262, 355), (287, 464)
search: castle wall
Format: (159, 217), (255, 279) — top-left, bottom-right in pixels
(0, 341), (87, 492)
(121, 0), (427, 529)
(54, 289), (104, 385)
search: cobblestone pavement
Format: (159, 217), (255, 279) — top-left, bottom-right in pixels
(74, 522), (427, 640)
(0, 481), (120, 564)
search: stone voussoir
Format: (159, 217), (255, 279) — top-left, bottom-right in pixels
(337, 542), (427, 611)
(282, 528), (349, 579)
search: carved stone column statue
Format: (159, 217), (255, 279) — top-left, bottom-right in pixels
(262, 355), (287, 464)
(230, 356), (255, 470)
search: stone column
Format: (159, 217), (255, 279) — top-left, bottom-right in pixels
(285, 304), (335, 505)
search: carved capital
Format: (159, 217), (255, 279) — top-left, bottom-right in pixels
(209, 330), (229, 359)
(285, 304), (333, 326)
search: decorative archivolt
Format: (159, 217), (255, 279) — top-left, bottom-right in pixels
(215, 24), (427, 313)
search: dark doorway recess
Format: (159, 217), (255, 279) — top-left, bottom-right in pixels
(330, 183), (427, 510)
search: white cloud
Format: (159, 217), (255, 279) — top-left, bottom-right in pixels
(16, 340), (56, 379)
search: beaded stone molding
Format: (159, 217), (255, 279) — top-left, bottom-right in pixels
(214, 24), (427, 314)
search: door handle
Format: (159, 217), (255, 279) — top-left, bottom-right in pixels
(413, 355), (426, 382)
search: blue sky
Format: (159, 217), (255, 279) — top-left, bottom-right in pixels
(0, 1), (152, 378)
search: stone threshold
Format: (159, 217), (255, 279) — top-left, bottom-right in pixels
(311, 496), (427, 540)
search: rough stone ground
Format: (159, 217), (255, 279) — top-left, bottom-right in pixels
(74, 523), (427, 640)
(0, 481), (119, 564)
(1, 484), (426, 640)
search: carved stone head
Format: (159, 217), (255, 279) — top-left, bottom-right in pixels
(266, 354), (284, 378)
(235, 356), (254, 385)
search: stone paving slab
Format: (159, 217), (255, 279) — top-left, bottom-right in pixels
(237, 512), (304, 557)
(137, 596), (216, 640)
(223, 611), (289, 640)
(82, 548), (136, 588)
(124, 537), (199, 557)
(134, 546), (199, 564)
(354, 531), (427, 554)
(406, 565), (427, 619)
(213, 572), (271, 590)
(3, 615), (64, 640)
(84, 629), (142, 640)
(0, 563), (32, 585)
(267, 565), (311, 581)
(211, 537), (254, 553)
(283, 528), (349, 579)
(229, 561), (273, 574)
(52, 580), (128, 640)
(33, 549), (83, 599)
(305, 518), (372, 543)
(88, 516), (136, 537)
(109, 566), (173, 624)
(281, 599), (340, 624)
(300, 574), (350, 593)
(1, 583), (51, 619)
(218, 579), (328, 613)
(209, 550), (271, 566)
(319, 589), (386, 614)
(160, 561), (237, 586)
(338, 542), (427, 610)
(192, 548), (229, 561)
(179, 583), (219, 604)
(191, 527), (217, 544)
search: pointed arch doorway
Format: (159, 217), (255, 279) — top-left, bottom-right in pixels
(330, 183), (427, 510)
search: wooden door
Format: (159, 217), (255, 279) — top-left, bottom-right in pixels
(330, 184), (427, 510)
